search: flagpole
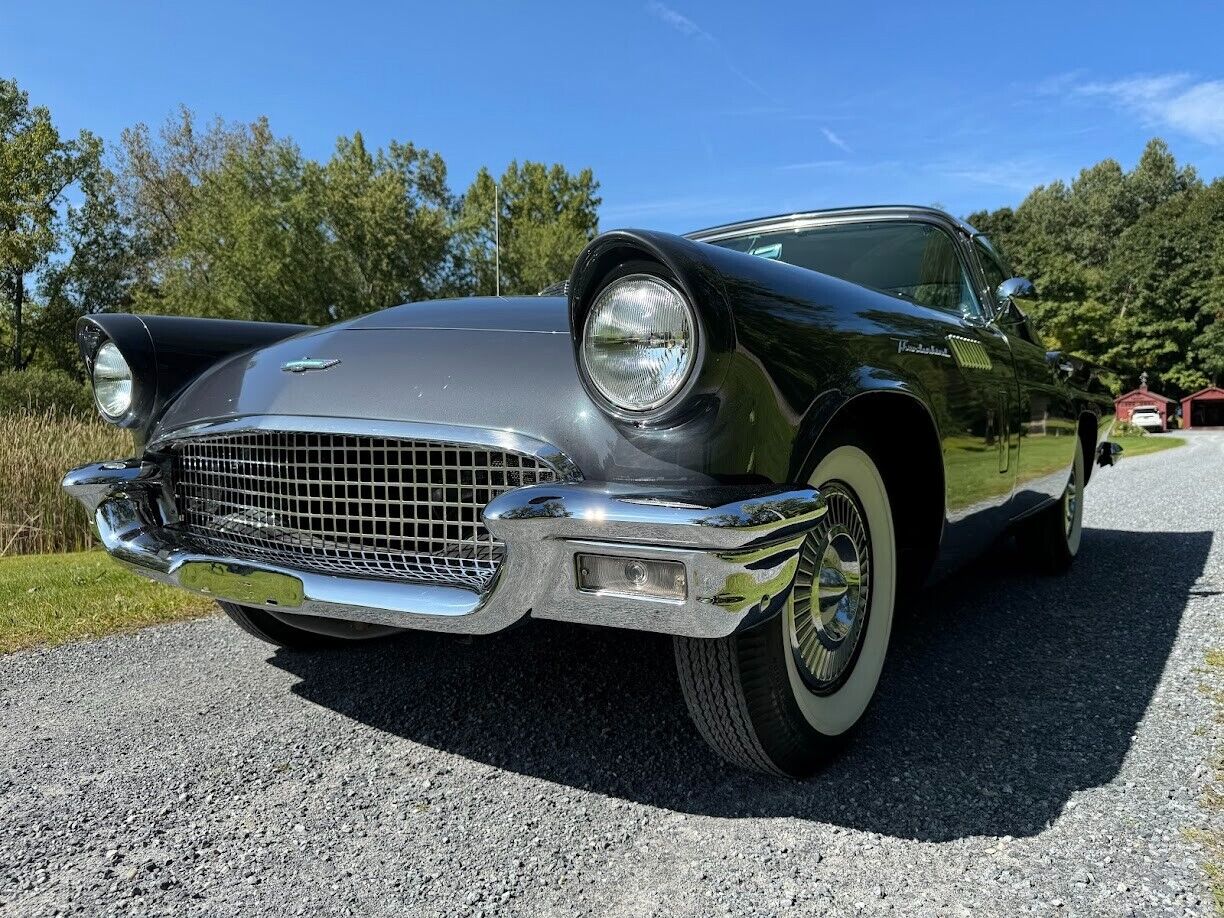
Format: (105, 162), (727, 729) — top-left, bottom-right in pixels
(494, 183), (500, 298)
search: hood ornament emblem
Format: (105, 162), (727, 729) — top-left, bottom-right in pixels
(282, 358), (341, 373)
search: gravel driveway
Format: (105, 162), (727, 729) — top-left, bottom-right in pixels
(3, 431), (1223, 917)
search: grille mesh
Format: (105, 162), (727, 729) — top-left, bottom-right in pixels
(171, 431), (561, 592)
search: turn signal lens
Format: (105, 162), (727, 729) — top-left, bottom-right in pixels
(575, 553), (687, 601)
(92, 341), (133, 421)
(581, 274), (696, 412)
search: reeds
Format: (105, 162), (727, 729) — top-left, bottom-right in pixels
(0, 411), (133, 555)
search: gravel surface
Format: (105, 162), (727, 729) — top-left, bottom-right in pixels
(3, 431), (1223, 917)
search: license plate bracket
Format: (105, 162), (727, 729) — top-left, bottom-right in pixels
(179, 561), (305, 608)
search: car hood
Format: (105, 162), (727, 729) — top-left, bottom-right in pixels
(149, 299), (712, 482)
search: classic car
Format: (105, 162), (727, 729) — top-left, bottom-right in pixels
(64, 205), (1119, 778)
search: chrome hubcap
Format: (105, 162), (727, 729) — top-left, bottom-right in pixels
(1063, 471), (1078, 537)
(788, 483), (871, 694)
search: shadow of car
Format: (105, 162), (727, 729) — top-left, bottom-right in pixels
(266, 527), (1212, 842)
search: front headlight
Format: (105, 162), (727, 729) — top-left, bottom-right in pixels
(91, 341), (134, 420)
(581, 274), (697, 412)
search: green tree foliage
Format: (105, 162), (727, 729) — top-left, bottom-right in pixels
(34, 163), (139, 373)
(0, 79), (106, 370)
(456, 161), (601, 295)
(130, 115), (335, 323)
(1, 79), (602, 371)
(969, 139), (1217, 395)
(116, 112), (598, 319)
(321, 133), (455, 314)
(121, 115), (461, 323)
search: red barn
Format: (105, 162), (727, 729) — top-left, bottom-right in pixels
(1115, 379), (1176, 431)
(1181, 386), (1224, 429)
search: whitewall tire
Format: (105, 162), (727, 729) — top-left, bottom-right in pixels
(674, 436), (897, 777)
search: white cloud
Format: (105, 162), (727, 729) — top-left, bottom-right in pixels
(778, 159), (848, 171)
(821, 127), (853, 154)
(642, 2), (776, 103)
(938, 158), (1053, 191)
(645, 0), (714, 43)
(1074, 73), (1224, 145)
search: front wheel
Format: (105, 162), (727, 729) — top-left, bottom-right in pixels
(674, 439), (897, 778)
(219, 602), (400, 648)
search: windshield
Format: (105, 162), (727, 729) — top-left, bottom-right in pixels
(708, 220), (981, 319)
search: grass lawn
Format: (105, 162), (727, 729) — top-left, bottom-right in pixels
(0, 551), (213, 654)
(1112, 432), (1186, 458)
(1193, 649), (1224, 914)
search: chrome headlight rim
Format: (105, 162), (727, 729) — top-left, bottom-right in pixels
(578, 271), (703, 420)
(91, 340), (135, 422)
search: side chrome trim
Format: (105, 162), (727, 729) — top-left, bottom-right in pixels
(685, 205), (979, 244)
(146, 414), (584, 483)
(946, 334), (993, 371)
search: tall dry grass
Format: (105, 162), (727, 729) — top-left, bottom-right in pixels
(0, 411), (133, 555)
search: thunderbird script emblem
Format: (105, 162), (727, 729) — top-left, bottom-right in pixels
(281, 358), (341, 373)
(892, 338), (951, 359)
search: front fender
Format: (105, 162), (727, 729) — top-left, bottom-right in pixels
(77, 314), (312, 448)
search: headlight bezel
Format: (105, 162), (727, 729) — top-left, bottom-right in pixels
(77, 316), (155, 430)
(577, 269), (705, 421)
(91, 340), (135, 422)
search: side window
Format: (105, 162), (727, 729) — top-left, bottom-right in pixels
(972, 237), (1008, 305)
(906, 226), (982, 319)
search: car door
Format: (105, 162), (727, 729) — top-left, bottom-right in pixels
(915, 227), (1018, 556)
(968, 235), (1078, 517)
(863, 219), (1020, 572)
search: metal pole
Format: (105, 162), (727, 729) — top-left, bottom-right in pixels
(494, 183), (500, 297)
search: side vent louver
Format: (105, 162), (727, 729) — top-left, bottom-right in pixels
(947, 335), (993, 371)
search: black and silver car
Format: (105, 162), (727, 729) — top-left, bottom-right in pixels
(65, 206), (1118, 777)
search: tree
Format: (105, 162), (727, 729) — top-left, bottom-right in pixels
(113, 107), (248, 296)
(34, 162), (139, 373)
(967, 138), (1206, 394)
(1106, 179), (1224, 391)
(456, 161), (600, 296)
(118, 113), (332, 322)
(0, 79), (103, 369)
(149, 119), (336, 323)
(118, 114), (460, 323)
(320, 132), (455, 316)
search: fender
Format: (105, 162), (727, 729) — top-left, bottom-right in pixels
(791, 371), (942, 483)
(77, 314), (311, 447)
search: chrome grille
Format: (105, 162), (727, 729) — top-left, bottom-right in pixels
(171, 431), (561, 592)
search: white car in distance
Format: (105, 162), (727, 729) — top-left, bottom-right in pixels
(1130, 407), (1163, 432)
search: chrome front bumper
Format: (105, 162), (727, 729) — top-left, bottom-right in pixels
(63, 459), (825, 639)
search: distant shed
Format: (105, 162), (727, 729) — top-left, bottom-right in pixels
(1181, 386), (1224, 429)
(1115, 381), (1176, 431)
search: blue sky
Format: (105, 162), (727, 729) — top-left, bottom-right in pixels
(5, 1), (1224, 233)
